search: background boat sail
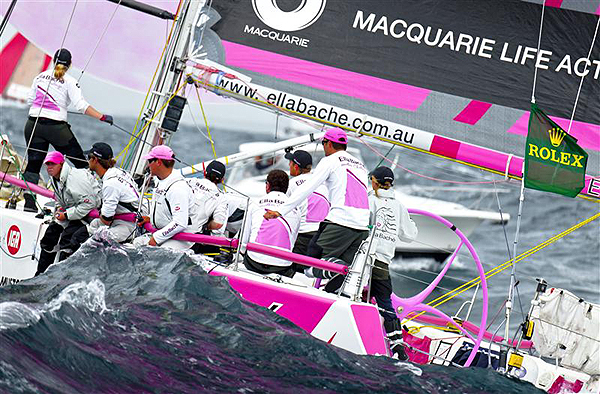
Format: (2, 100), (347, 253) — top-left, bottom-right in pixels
(0, 0), (599, 392)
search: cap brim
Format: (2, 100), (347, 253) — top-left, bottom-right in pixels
(142, 154), (154, 161)
(284, 152), (294, 160)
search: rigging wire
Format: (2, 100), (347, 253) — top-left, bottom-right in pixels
(120, 0), (185, 167)
(530, 0), (546, 103)
(77, 0), (123, 82)
(567, 15), (600, 134)
(405, 210), (600, 322)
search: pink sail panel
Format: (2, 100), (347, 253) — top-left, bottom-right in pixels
(306, 192), (330, 223)
(222, 41), (431, 112)
(453, 100), (493, 125)
(0, 33), (28, 94)
(507, 112), (600, 152)
(344, 170), (368, 209)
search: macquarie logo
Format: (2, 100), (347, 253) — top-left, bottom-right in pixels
(244, 0), (327, 48)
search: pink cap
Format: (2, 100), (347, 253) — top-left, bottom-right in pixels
(323, 127), (348, 145)
(44, 151), (65, 164)
(143, 145), (175, 161)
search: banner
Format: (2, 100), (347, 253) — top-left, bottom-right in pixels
(524, 104), (588, 197)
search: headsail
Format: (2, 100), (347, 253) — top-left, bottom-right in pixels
(195, 0), (599, 196)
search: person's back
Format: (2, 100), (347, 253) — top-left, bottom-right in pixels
(187, 177), (227, 230)
(28, 70), (88, 121)
(242, 170), (300, 277)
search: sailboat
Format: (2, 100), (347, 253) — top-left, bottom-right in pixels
(1, 0), (599, 392)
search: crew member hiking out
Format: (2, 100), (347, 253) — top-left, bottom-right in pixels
(188, 160), (228, 254)
(85, 142), (140, 243)
(285, 150), (330, 256)
(243, 169), (301, 278)
(368, 166), (418, 360)
(22, 48), (113, 212)
(134, 145), (201, 250)
(35, 151), (100, 276)
(265, 128), (370, 292)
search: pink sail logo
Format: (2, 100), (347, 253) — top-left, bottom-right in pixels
(252, 0), (327, 32)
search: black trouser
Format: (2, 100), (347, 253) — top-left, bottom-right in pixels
(36, 220), (88, 276)
(243, 254), (295, 278)
(371, 260), (397, 324)
(23, 117), (87, 187)
(308, 221), (369, 293)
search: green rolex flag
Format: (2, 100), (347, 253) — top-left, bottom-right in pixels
(524, 103), (588, 198)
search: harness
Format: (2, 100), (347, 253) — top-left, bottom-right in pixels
(152, 178), (192, 226)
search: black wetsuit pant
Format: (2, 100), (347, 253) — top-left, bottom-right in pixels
(243, 254), (295, 278)
(36, 220), (88, 276)
(307, 221), (369, 293)
(23, 117), (87, 187)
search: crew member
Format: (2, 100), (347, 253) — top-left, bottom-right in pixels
(285, 150), (330, 256)
(265, 128), (370, 292)
(242, 169), (301, 277)
(36, 151), (100, 275)
(86, 142), (140, 242)
(23, 48), (112, 212)
(368, 166), (417, 360)
(188, 160), (228, 254)
(134, 145), (200, 250)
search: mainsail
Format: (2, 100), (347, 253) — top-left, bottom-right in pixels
(194, 0), (600, 198)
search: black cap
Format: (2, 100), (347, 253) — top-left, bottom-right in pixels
(206, 160), (226, 179)
(284, 150), (312, 169)
(53, 48), (72, 68)
(370, 166), (394, 185)
(85, 142), (113, 160)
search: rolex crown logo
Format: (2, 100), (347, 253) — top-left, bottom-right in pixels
(548, 127), (565, 148)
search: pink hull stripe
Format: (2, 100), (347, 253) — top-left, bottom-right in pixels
(222, 41), (431, 112)
(222, 273), (334, 333)
(544, 0), (563, 8)
(0, 33), (28, 94)
(597, 2), (600, 15)
(507, 112), (600, 152)
(350, 305), (388, 355)
(453, 100), (492, 125)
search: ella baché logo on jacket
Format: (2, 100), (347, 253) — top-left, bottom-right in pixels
(244, 0), (327, 47)
(524, 104), (588, 198)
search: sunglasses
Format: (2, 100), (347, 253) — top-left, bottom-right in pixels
(148, 158), (158, 163)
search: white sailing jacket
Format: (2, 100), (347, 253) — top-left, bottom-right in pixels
(242, 191), (301, 267)
(186, 178), (228, 228)
(27, 71), (89, 121)
(287, 173), (330, 233)
(51, 162), (101, 221)
(100, 167), (140, 218)
(368, 188), (418, 265)
(150, 171), (201, 245)
(279, 150), (370, 230)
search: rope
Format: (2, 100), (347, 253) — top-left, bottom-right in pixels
(194, 85), (217, 160)
(115, 82), (187, 161)
(567, 15), (600, 134)
(405, 211), (600, 322)
(78, 0), (123, 82)
(531, 0), (546, 104)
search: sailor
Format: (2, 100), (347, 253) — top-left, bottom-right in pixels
(222, 193), (247, 237)
(187, 160), (228, 254)
(265, 128), (370, 292)
(368, 166), (417, 360)
(22, 48), (113, 212)
(35, 151), (101, 276)
(134, 145), (200, 250)
(86, 142), (140, 242)
(285, 150), (330, 256)
(242, 169), (301, 277)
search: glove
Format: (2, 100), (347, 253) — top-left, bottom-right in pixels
(100, 114), (113, 125)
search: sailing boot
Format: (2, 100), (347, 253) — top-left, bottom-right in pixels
(384, 320), (409, 361)
(23, 193), (38, 213)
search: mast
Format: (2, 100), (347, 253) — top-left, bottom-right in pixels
(124, 0), (206, 176)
